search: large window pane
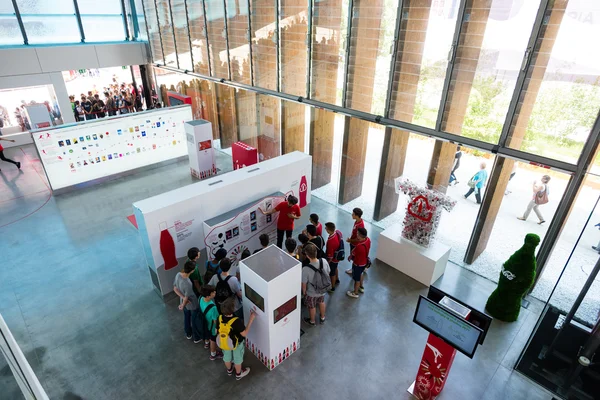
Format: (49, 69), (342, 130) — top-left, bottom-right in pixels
(310, 0), (344, 105)
(156, 0), (177, 67)
(142, 0), (164, 63)
(80, 16), (126, 42)
(206, 0), (229, 79)
(280, 0), (308, 97)
(132, 0), (147, 40)
(251, 0), (277, 90)
(171, 0), (193, 71)
(507, 0), (600, 163)
(187, 0), (209, 75)
(0, 0), (23, 45)
(226, 0), (251, 85)
(389, 0), (459, 128)
(17, 0), (80, 44)
(443, 0), (540, 143)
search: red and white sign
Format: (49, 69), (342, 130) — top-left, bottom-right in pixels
(232, 141), (258, 170)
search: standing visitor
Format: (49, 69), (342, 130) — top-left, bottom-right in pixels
(346, 228), (371, 299)
(0, 137), (21, 170)
(80, 95), (94, 120)
(187, 247), (203, 297)
(199, 285), (224, 360)
(253, 233), (270, 254)
(464, 162), (488, 204)
(305, 224), (325, 258)
(208, 258), (243, 318)
(517, 175), (551, 225)
(217, 297), (256, 380)
(105, 92), (116, 116)
(259, 195), (301, 248)
(302, 244), (331, 325)
(309, 213), (323, 236)
(296, 233), (309, 265)
(93, 94), (106, 118)
(449, 146), (462, 186)
(285, 238), (297, 258)
(203, 247), (227, 284)
(325, 222), (343, 292)
(173, 261), (202, 343)
(345, 208), (365, 275)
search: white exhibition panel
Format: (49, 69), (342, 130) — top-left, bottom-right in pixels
(376, 223), (451, 287)
(240, 245), (302, 370)
(32, 106), (192, 191)
(203, 193), (285, 268)
(133, 151), (312, 296)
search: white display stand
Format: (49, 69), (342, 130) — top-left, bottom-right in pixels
(376, 223), (451, 287)
(203, 192), (284, 269)
(24, 103), (54, 129)
(239, 245), (301, 371)
(185, 119), (216, 179)
(133, 152), (312, 298)
(32, 105), (192, 192)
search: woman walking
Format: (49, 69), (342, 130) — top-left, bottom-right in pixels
(517, 175), (551, 225)
(464, 162), (488, 204)
(0, 137), (21, 171)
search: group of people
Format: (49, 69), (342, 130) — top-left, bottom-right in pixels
(452, 146), (552, 224)
(172, 194), (372, 381)
(70, 83), (144, 122)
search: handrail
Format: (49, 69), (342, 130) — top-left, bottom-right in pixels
(0, 314), (49, 400)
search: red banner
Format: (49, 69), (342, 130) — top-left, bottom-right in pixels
(413, 334), (456, 399)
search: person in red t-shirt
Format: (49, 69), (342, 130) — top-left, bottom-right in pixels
(309, 213), (322, 237)
(345, 207), (364, 275)
(347, 227), (371, 299)
(259, 195), (301, 248)
(0, 137), (21, 171)
(325, 222), (343, 292)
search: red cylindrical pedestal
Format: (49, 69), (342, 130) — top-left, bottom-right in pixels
(411, 334), (457, 399)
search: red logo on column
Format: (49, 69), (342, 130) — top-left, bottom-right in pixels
(299, 175), (307, 208)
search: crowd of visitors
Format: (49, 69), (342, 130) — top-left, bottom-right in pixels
(70, 82), (156, 122)
(172, 199), (372, 380)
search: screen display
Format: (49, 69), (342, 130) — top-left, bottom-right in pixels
(244, 283), (265, 312)
(32, 106), (192, 190)
(413, 296), (483, 358)
(273, 296), (297, 324)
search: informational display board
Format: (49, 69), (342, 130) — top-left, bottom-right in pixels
(203, 193), (285, 268)
(185, 119), (215, 179)
(240, 245), (302, 371)
(24, 103), (54, 129)
(32, 105), (192, 191)
(132, 152), (312, 297)
(413, 295), (483, 358)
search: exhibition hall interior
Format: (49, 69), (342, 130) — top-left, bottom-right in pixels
(1, 0), (600, 399)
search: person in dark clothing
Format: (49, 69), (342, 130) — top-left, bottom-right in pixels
(80, 96), (95, 120)
(0, 137), (21, 170)
(449, 146), (462, 186)
(93, 94), (106, 118)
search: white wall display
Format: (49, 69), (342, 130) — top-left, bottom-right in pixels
(203, 193), (285, 268)
(185, 119), (216, 179)
(240, 245), (302, 370)
(23, 103), (54, 129)
(32, 105), (192, 191)
(133, 152), (312, 297)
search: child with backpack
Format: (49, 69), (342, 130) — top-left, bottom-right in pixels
(302, 243), (331, 326)
(217, 297), (256, 380)
(199, 285), (224, 360)
(325, 222), (344, 292)
(208, 258), (243, 318)
(204, 248), (228, 285)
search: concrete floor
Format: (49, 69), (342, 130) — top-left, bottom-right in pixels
(0, 145), (555, 399)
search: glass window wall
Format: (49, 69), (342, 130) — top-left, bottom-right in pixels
(0, 0), (23, 45)
(16, 0), (80, 44)
(77, 0), (126, 42)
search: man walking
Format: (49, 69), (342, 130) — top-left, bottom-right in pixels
(517, 175), (551, 225)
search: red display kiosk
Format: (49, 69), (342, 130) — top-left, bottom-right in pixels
(409, 287), (492, 399)
(232, 141), (259, 170)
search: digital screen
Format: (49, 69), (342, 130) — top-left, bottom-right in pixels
(273, 296), (297, 324)
(32, 106), (192, 190)
(244, 283), (265, 312)
(413, 296), (483, 358)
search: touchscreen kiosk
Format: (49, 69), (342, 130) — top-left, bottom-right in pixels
(239, 245), (301, 370)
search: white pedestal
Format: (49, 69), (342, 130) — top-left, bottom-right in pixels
(376, 224), (451, 287)
(184, 119), (215, 179)
(239, 245), (301, 370)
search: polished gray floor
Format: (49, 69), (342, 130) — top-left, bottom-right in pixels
(0, 145), (554, 399)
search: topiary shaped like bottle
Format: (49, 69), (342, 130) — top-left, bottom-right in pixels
(486, 233), (540, 322)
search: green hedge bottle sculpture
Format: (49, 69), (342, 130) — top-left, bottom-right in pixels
(486, 233), (540, 322)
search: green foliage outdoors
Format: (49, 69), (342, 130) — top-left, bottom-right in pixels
(486, 234), (540, 322)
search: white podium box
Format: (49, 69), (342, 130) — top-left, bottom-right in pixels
(376, 224), (451, 287)
(185, 119), (216, 179)
(203, 192), (285, 271)
(239, 245), (301, 371)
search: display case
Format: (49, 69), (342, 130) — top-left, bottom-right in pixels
(239, 245), (302, 371)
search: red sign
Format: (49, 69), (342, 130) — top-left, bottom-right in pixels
(231, 141), (258, 170)
(413, 334), (457, 399)
(407, 195), (435, 222)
